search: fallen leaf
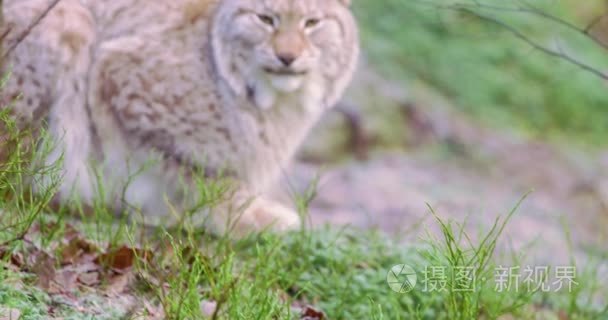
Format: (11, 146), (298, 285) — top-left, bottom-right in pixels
(0, 307), (21, 320)
(301, 305), (325, 320)
(49, 268), (78, 294)
(9, 252), (24, 268)
(59, 237), (99, 265)
(0, 247), (24, 269)
(95, 246), (151, 272)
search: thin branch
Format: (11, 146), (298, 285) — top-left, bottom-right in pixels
(460, 8), (608, 81)
(411, 0), (608, 81)
(413, 0), (608, 51)
(483, 2), (608, 51)
(1, 0), (62, 61)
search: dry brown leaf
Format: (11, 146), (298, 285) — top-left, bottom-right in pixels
(95, 245), (152, 272)
(59, 237), (99, 266)
(301, 305), (325, 320)
(9, 252), (24, 269)
(0, 247), (24, 269)
(50, 269), (78, 294)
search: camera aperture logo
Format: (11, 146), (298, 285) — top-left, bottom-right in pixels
(387, 264), (417, 293)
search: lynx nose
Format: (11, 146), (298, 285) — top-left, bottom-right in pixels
(277, 53), (296, 67)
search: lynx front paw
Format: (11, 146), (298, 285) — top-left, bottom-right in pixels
(214, 197), (301, 238)
(246, 198), (301, 232)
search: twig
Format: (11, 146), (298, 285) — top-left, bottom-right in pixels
(410, 0), (608, 81)
(414, 0), (608, 81)
(0, 26), (11, 42)
(414, 0), (608, 51)
(460, 8), (608, 81)
(1, 0), (62, 61)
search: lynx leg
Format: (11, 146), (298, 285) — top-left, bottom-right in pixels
(3, 0), (98, 203)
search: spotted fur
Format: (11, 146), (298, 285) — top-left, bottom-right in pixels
(1, 0), (359, 236)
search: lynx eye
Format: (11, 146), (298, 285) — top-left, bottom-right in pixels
(257, 14), (275, 27)
(304, 18), (320, 28)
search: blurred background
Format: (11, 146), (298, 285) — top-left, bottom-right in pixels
(280, 0), (608, 266)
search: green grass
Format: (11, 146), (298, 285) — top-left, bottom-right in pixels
(355, 0), (608, 146)
(1, 200), (606, 319)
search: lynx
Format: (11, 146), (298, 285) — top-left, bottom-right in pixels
(1, 0), (359, 237)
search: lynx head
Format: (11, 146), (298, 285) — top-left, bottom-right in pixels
(210, 0), (358, 110)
